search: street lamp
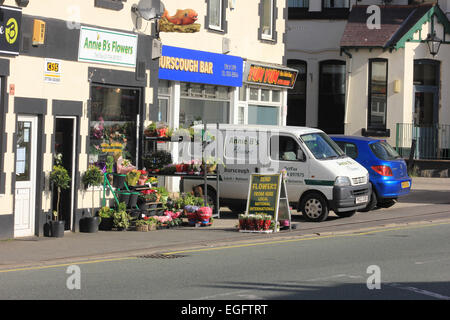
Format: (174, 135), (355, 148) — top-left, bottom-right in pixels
(425, 32), (442, 57)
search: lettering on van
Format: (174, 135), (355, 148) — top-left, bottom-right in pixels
(224, 168), (250, 175)
(284, 166), (305, 178)
(228, 137), (260, 146)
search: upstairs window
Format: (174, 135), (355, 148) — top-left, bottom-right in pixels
(206, 0), (227, 33)
(323, 0), (349, 8)
(208, 0), (222, 30)
(261, 0), (274, 40)
(288, 0), (309, 8)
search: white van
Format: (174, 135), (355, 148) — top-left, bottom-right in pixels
(180, 124), (371, 222)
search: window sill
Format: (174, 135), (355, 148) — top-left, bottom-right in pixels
(362, 128), (390, 138)
(94, 0), (124, 11)
(207, 27), (226, 34)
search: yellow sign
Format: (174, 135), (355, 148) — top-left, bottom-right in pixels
(5, 18), (18, 44)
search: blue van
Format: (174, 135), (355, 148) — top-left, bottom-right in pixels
(330, 135), (412, 211)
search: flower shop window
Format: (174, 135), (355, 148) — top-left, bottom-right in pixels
(89, 85), (141, 166)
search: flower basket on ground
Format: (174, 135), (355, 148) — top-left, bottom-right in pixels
(135, 220), (148, 232)
(238, 214), (274, 233)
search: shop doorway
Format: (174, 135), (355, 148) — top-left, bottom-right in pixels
(53, 117), (76, 230)
(413, 59), (440, 159)
(287, 59), (306, 126)
(14, 115), (38, 237)
(318, 60), (346, 134)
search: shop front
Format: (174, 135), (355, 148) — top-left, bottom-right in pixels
(239, 61), (298, 126)
(157, 45), (243, 129)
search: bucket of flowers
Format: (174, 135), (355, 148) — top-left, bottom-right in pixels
(197, 206), (213, 226)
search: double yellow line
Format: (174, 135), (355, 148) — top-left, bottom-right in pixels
(1, 221), (449, 273)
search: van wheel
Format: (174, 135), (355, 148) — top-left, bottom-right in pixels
(335, 210), (356, 218)
(301, 193), (329, 222)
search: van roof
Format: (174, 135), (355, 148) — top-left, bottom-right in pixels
(192, 124), (324, 135)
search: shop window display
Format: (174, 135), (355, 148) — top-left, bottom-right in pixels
(89, 86), (140, 166)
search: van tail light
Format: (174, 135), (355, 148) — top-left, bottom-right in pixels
(371, 165), (393, 176)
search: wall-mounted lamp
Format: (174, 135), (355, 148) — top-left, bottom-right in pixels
(425, 32), (442, 57)
(394, 80), (401, 93)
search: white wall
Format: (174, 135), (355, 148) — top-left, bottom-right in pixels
(286, 19), (347, 127)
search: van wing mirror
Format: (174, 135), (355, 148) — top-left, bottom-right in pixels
(297, 149), (306, 161)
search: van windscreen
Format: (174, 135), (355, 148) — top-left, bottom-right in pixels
(300, 132), (346, 160)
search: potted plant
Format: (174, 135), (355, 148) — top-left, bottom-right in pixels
(98, 206), (114, 231)
(138, 170), (148, 185)
(49, 165), (71, 237)
(238, 214), (247, 230)
(197, 206), (212, 225)
(81, 165), (104, 233)
(113, 202), (130, 231)
(144, 121), (157, 137)
(146, 217), (157, 231)
(126, 169), (141, 187)
(105, 155), (115, 185)
(143, 150), (172, 173)
(135, 219), (148, 232)
(263, 215), (272, 231)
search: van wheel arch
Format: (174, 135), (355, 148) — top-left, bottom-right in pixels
(195, 185), (217, 209)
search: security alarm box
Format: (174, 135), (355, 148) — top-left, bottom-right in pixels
(33, 19), (46, 46)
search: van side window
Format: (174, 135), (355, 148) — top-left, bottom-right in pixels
(335, 141), (358, 159)
(270, 135), (304, 161)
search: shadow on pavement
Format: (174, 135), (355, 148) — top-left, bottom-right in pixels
(200, 280), (450, 300)
(399, 189), (450, 205)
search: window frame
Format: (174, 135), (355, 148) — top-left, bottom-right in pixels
(270, 134), (306, 162)
(259, 0), (278, 43)
(288, 0), (309, 8)
(334, 140), (358, 160)
(206, 0), (228, 33)
(322, 0), (350, 9)
(367, 58), (388, 130)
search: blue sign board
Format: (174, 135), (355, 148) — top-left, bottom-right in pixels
(159, 45), (243, 87)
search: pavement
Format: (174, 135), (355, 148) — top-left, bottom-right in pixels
(0, 177), (449, 270)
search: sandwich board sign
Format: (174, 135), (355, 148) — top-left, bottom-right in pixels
(245, 173), (291, 232)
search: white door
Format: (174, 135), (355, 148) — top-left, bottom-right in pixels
(14, 116), (38, 237)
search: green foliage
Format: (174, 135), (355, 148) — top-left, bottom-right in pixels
(49, 165), (71, 190)
(126, 169), (141, 186)
(135, 220), (147, 227)
(113, 211), (130, 229)
(82, 165), (103, 188)
(50, 165), (71, 221)
(143, 150), (172, 170)
(98, 206), (114, 219)
(106, 156), (115, 174)
(116, 202), (127, 213)
(175, 193), (204, 209)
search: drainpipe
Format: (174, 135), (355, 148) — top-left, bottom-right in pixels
(341, 49), (353, 134)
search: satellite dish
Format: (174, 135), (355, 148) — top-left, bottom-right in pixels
(134, 0), (165, 21)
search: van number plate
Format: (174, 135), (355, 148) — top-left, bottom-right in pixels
(355, 195), (369, 204)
